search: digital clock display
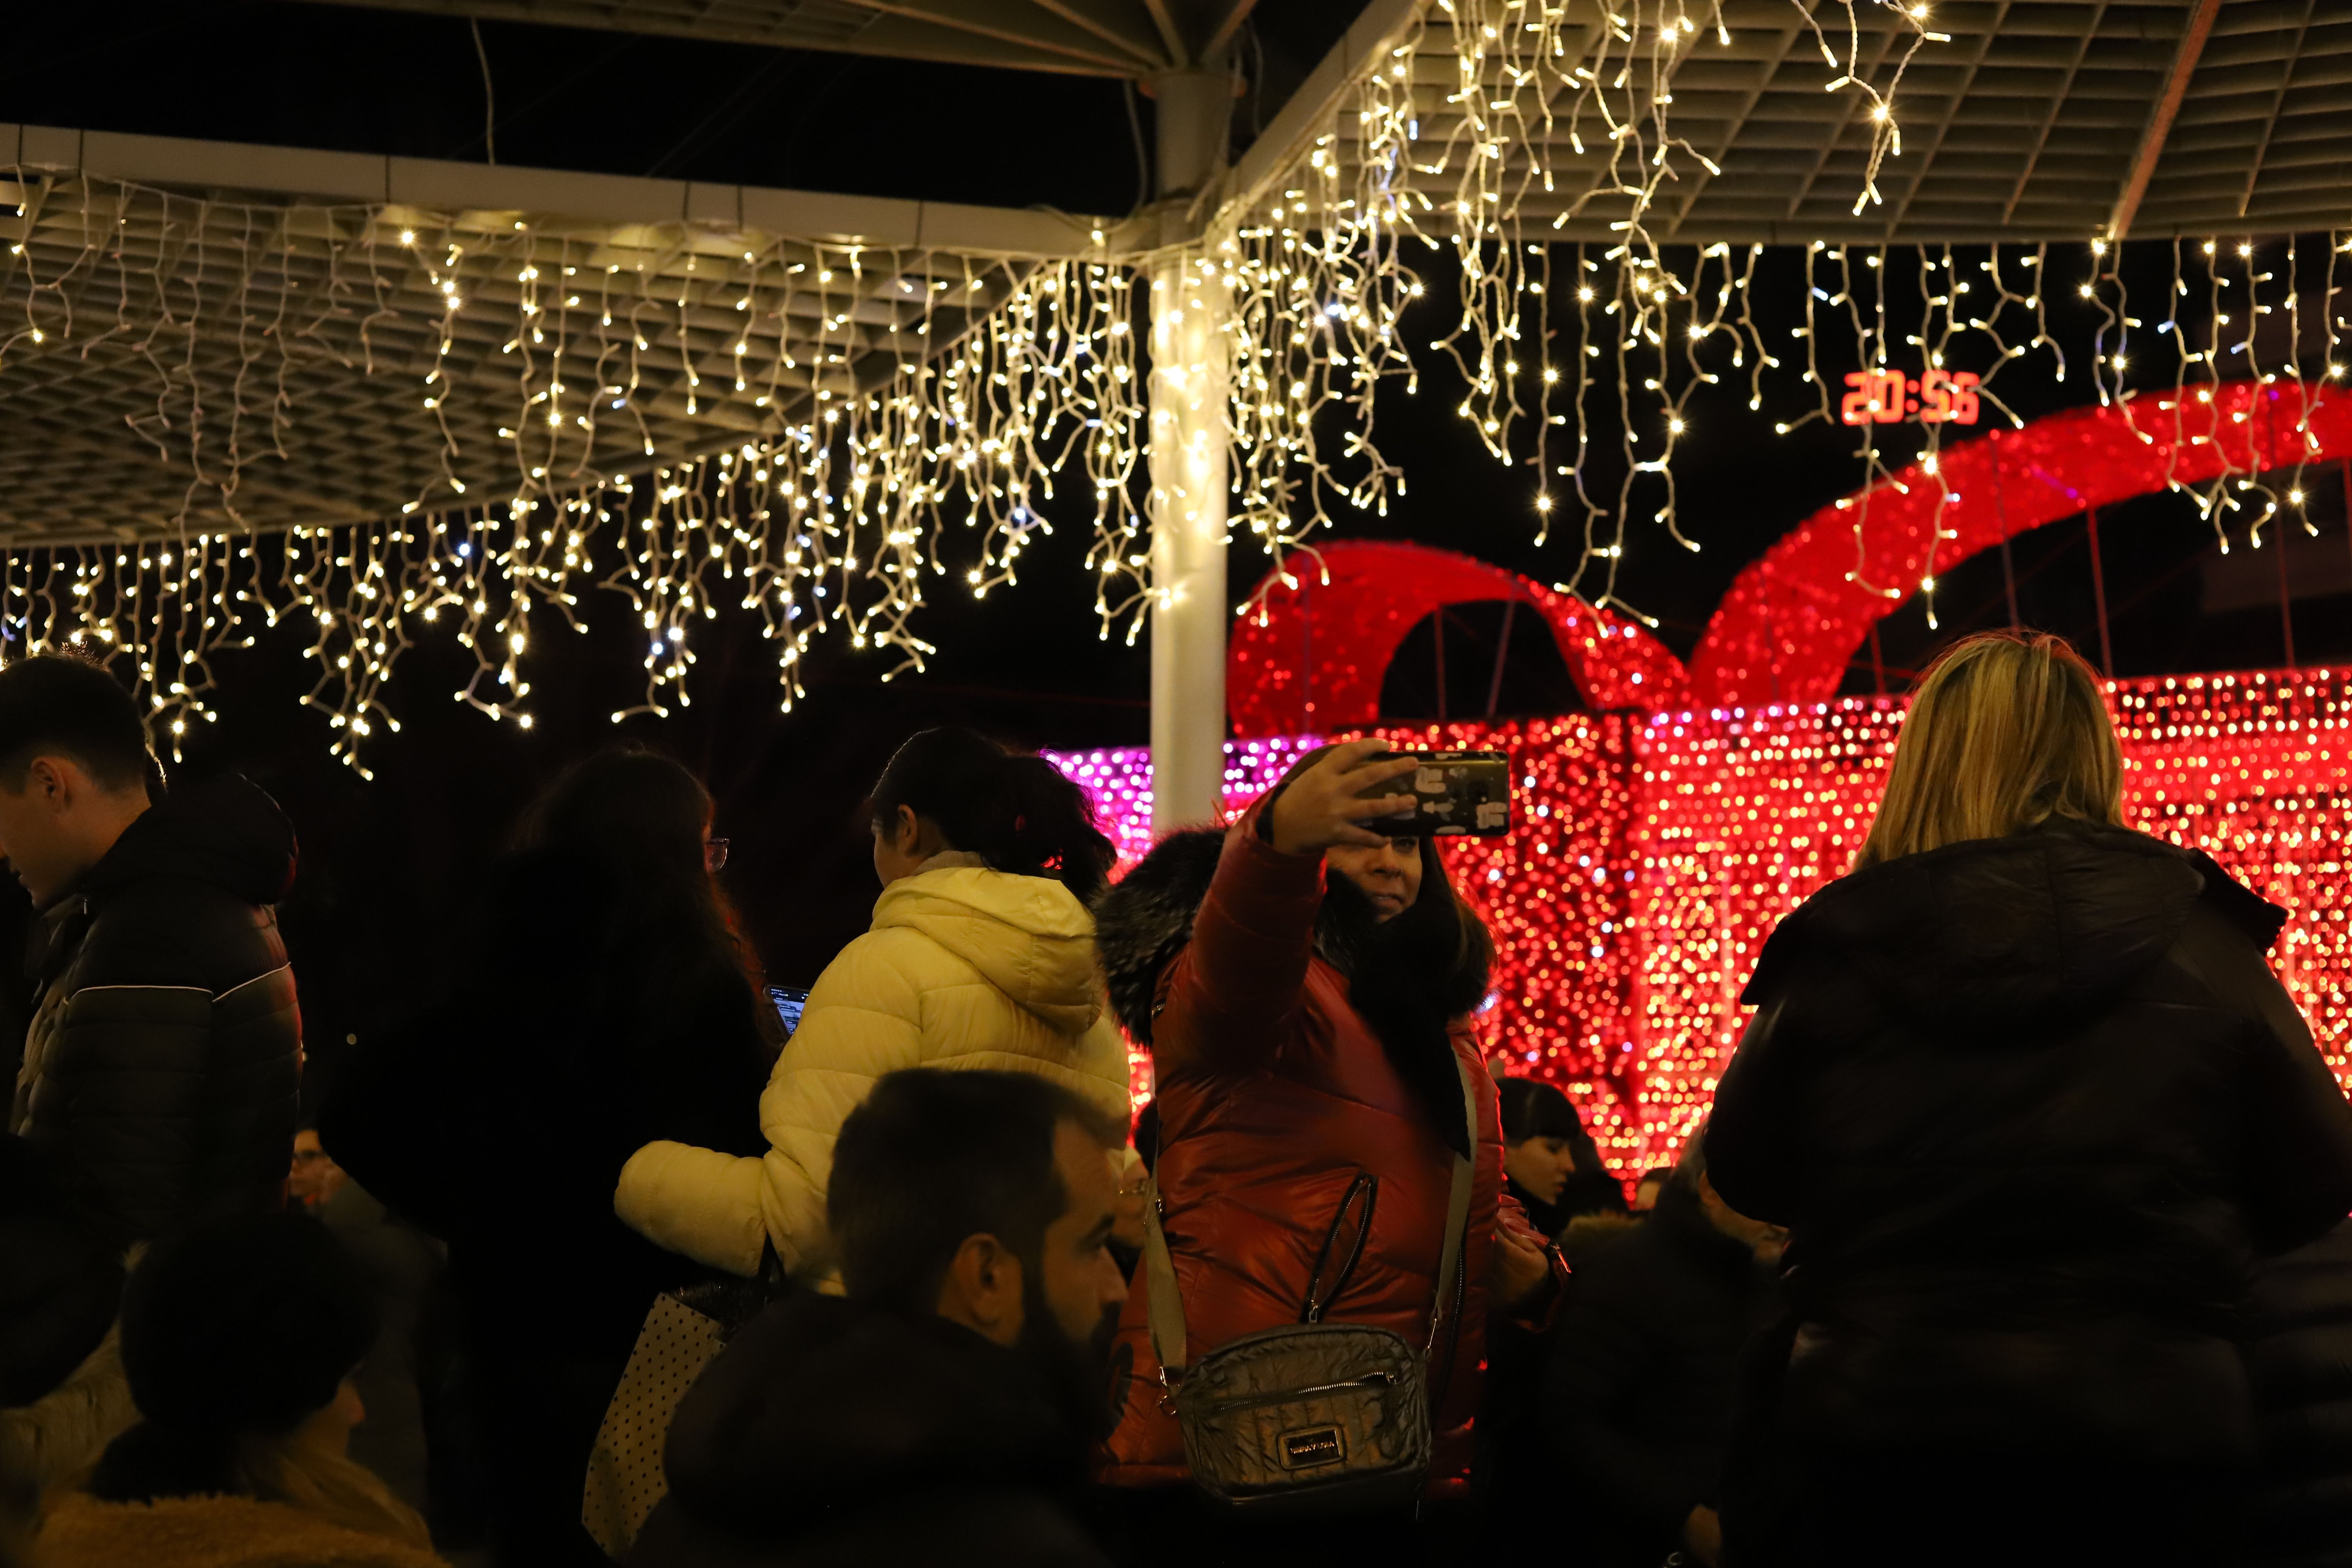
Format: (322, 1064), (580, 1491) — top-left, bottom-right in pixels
(1839, 369), (1981, 427)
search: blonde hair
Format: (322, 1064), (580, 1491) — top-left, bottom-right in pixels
(1855, 631), (2123, 869)
(235, 1421), (434, 1552)
(64, 1411), (433, 1554)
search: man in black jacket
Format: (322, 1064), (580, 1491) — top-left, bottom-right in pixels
(630, 1069), (1130, 1568)
(0, 657), (301, 1251)
(1542, 1135), (1783, 1568)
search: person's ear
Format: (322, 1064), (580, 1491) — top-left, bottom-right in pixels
(894, 803), (922, 856)
(22, 757), (69, 811)
(938, 1232), (1025, 1348)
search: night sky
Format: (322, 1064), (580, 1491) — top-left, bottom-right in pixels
(6, 2), (2348, 1084)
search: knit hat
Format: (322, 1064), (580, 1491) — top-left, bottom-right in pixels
(118, 1212), (378, 1436)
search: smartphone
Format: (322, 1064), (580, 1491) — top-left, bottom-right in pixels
(769, 986), (810, 1039)
(1360, 750), (1513, 837)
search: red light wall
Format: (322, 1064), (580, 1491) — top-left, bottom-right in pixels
(1059, 669), (2352, 1178)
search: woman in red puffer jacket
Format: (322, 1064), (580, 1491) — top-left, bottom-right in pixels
(1090, 741), (1563, 1550)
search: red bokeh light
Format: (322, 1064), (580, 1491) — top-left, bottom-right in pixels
(1057, 671), (2352, 1178)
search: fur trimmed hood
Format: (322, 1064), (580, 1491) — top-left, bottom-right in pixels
(1092, 828), (1226, 1047)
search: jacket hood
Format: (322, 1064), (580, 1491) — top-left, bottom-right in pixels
(1091, 827), (1225, 1045)
(1743, 822), (2282, 1035)
(80, 776), (297, 910)
(662, 1292), (1083, 1544)
(873, 864), (1106, 1035)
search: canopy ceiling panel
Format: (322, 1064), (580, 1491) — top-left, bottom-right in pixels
(310, 0), (2352, 239)
(1336, 0), (2352, 242)
(0, 129), (1134, 546)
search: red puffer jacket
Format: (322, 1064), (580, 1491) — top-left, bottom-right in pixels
(1091, 809), (1560, 1496)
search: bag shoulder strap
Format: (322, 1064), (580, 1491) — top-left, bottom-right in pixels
(1426, 1054), (1478, 1356)
(1139, 1052), (1483, 1385)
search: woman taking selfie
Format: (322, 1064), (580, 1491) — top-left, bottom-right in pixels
(615, 726), (1133, 1285)
(1091, 739), (1563, 1558)
(1706, 632), (2352, 1567)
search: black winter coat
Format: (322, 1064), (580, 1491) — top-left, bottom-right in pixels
(2245, 1218), (2352, 1568)
(323, 847), (772, 1566)
(0, 1133), (121, 1409)
(9, 776), (300, 1249)
(629, 1292), (1106, 1568)
(1540, 1182), (1783, 1566)
(1708, 821), (2352, 1467)
(324, 848), (771, 1361)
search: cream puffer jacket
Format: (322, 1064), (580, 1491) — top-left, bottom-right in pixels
(613, 855), (1132, 1280)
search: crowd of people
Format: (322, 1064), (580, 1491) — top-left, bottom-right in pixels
(1, 629), (2350, 1568)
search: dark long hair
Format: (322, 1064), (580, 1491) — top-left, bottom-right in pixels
(1498, 1076), (1606, 1174)
(1262, 746), (1493, 1156)
(870, 727), (1116, 904)
(510, 747), (781, 1056)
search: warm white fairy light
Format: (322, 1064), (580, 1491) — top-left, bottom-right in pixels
(9, 13), (2340, 772)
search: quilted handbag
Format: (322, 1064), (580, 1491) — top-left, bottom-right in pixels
(1140, 1057), (1476, 1518)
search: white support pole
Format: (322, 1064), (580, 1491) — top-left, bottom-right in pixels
(1146, 65), (1234, 835)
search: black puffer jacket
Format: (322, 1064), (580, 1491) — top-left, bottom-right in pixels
(1540, 1181), (1783, 1567)
(9, 777), (301, 1248)
(629, 1292), (1105, 1568)
(2245, 1218), (2352, 1568)
(1707, 821), (2352, 1465)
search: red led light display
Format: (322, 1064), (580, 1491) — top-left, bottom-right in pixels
(1694, 381), (2352, 711)
(1060, 383), (2352, 1177)
(1059, 675), (2352, 1179)
(1227, 540), (1688, 737)
(1840, 368), (1982, 426)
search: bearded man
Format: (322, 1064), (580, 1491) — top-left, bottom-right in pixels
(630, 1068), (1130, 1567)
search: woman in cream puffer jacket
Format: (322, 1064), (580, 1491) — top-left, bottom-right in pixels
(616, 728), (1132, 1281)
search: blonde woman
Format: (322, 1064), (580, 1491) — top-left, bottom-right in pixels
(616, 727), (1133, 1285)
(1706, 631), (2352, 1568)
(34, 1214), (443, 1568)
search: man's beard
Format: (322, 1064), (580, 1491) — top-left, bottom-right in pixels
(1015, 1293), (1124, 1444)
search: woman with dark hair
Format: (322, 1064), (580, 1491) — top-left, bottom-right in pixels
(1497, 1076), (1628, 1239)
(1089, 739), (1562, 1555)
(615, 726), (1132, 1286)
(1707, 633), (2352, 1566)
(34, 1213), (443, 1568)
(322, 747), (773, 1567)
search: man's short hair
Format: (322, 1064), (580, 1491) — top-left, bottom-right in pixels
(828, 1069), (1122, 1312)
(0, 656), (151, 795)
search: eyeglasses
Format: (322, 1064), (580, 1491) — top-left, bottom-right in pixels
(704, 838), (730, 873)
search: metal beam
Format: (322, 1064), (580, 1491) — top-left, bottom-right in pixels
(3, 124), (1148, 258)
(1208, 0), (1424, 228)
(1016, 0), (1173, 70)
(291, 0), (1148, 75)
(833, 0), (1164, 74)
(1197, 0), (1260, 63)
(2105, 0), (2223, 240)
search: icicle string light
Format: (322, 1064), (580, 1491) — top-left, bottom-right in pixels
(6, 0), (2350, 767)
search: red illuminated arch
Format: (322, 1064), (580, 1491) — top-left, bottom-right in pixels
(1689, 381), (2352, 710)
(1227, 541), (1689, 737)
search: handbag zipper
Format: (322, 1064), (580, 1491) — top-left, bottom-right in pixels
(1202, 1372), (1399, 1412)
